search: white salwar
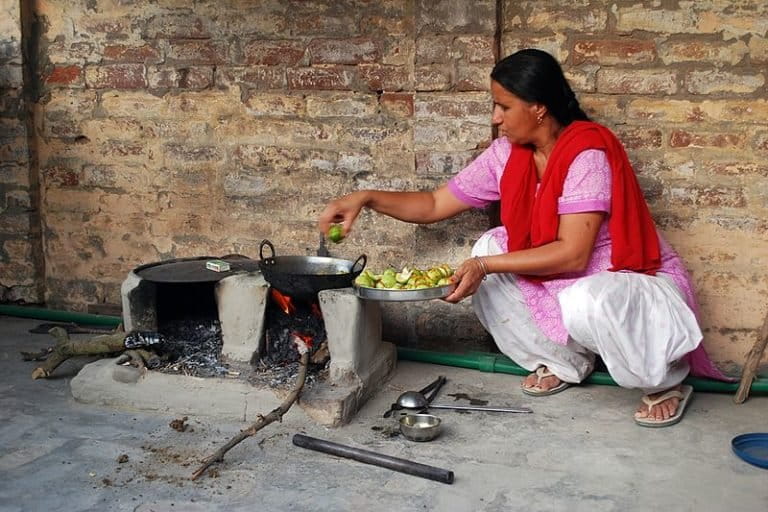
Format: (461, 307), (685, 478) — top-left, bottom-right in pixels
(471, 233), (703, 394)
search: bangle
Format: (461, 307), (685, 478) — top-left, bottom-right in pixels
(474, 256), (489, 280)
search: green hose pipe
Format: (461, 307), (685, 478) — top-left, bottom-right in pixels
(0, 305), (122, 327)
(397, 347), (768, 395)
(3, 304), (765, 395)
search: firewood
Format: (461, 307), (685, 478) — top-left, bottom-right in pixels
(30, 327), (129, 379)
(191, 348), (310, 480)
(734, 309), (768, 404)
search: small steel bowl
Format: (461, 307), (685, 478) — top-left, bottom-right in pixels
(399, 413), (442, 442)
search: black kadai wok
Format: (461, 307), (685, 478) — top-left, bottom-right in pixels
(258, 239), (366, 299)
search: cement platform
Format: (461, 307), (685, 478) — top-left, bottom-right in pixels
(1, 315), (767, 512)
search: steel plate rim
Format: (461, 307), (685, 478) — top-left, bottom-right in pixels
(354, 283), (456, 302)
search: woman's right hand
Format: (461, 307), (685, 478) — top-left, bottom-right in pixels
(318, 191), (368, 237)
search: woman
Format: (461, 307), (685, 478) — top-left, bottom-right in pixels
(318, 49), (728, 427)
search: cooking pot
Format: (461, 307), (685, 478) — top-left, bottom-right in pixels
(258, 239), (366, 298)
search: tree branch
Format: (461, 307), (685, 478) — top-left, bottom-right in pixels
(191, 350), (310, 480)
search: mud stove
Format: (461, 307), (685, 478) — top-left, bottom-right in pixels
(69, 257), (397, 427)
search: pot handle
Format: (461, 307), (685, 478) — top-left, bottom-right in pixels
(259, 239), (276, 262)
(351, 254), (367, 276)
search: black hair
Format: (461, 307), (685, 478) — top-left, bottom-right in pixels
(490, 49), (589, 126)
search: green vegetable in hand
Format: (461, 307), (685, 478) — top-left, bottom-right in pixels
(327, 224), (344, 243)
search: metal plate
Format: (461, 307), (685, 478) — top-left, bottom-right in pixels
(134, 256), (260, 283)
(354, 283), (456, 302)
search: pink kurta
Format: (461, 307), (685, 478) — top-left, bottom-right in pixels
(448, 137), (729, 380)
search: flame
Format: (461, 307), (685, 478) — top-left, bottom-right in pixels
(271, 289), (295, 315)
(292, 331), (314, 353)
(311, 302), (322, 318)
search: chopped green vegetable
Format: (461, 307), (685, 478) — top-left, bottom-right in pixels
(327, 224), (344, 243)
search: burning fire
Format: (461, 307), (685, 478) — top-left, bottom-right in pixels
(271, 289), (296, 315)
(292, 332), (314, 353)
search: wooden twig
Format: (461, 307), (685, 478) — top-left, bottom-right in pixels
(734, 309), (768, 404)
(191, 350), (310, 480)
(30, 327), (128, 379)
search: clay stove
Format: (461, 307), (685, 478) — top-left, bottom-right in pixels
(69, 257), (397, 426)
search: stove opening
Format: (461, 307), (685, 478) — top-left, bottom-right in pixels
(259, 289), (329, 368)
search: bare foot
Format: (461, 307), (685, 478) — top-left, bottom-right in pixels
(521, 366), (563, 393)
(634, 385), (682, 421)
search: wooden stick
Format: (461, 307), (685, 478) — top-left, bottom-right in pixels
(31, 327), (128, 379)
(734, 309), (768, 404)
(191, 349), (310, 480)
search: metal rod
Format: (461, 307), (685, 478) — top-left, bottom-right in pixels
(428, 404), (532, 413)
(292, 434), (454, 484)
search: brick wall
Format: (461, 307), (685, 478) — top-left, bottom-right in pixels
(0, 0), (43, 303)
(4, 0), (768, 372)
(501, 0), (768, 373)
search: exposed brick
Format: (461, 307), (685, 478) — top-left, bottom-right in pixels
(358, 64), (410, 92)
(84, 64), (147, 89)
(0, 212), (30, 234)
(456, 63), (491, 92)
(417, 0), (496, 32)
(669, 130), (746, 149)
(166, 40), (229, 65)
(614, 5), (714, 34)
(287, 67), (354, 91)
(361, 14), (412, 36)
(243, 40), (307, 66)
(414, 66), (451, 92)
(0, 164), (30, 187)
(416, 150), (478, 176)
(748, 35), (768, 63)
(143, 13), (210, 39)
(99, 91), (166, 118)
(596, 68), (677, 95)
(686, 70), (765, 95)
(626, 99), (768, 124)
(45, 41), (100, 65)
(524, 6), (608, 32)
(416, 35), (454, 65)
(309, 38), (380, 65)
(148, 66), (214, 89)
(103, 44), (162, 63)
(659, 39), (748, 66)
(380, 93), (414, 118)
(565, 66), (598, 93)
(381, 39), (413, 66)
(165, 144), (224, 164)
(306, 93), (378, 117)
(45, 65), (84, 85)
(244, 93), (306, 116)
(667, 185), (746, 208)
(415, 92), (490, 120)
(614, 127), (662, 149)
(338, 124), (411, 149)
(453, 36), (496, 64)
(501, 34), (569, 62)
(754, 131), (768, 152)
(573, 40), (656, 65)
(216, 67), (286, 90)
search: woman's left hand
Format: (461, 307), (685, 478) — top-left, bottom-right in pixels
(443, 257), (487, 303)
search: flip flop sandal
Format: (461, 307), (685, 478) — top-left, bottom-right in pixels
(521, 366), (571, 396)
(634, 385), (694, 428)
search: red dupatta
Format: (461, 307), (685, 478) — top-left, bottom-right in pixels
(499, 120), (661, 277)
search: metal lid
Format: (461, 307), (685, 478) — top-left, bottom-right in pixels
(134, 256), (260, 283)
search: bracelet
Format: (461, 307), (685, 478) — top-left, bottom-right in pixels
(474, 256), (489, 280)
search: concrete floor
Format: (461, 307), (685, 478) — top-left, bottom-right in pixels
(1, 314), (767, 512)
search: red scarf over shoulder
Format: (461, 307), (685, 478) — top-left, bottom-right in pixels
(499, 120), (661, 277)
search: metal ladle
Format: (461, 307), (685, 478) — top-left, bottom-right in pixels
(396, 391), (532, 414)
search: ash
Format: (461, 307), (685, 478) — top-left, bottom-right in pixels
(155, 319), (228, 378)
(248, 358), (329, 390)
